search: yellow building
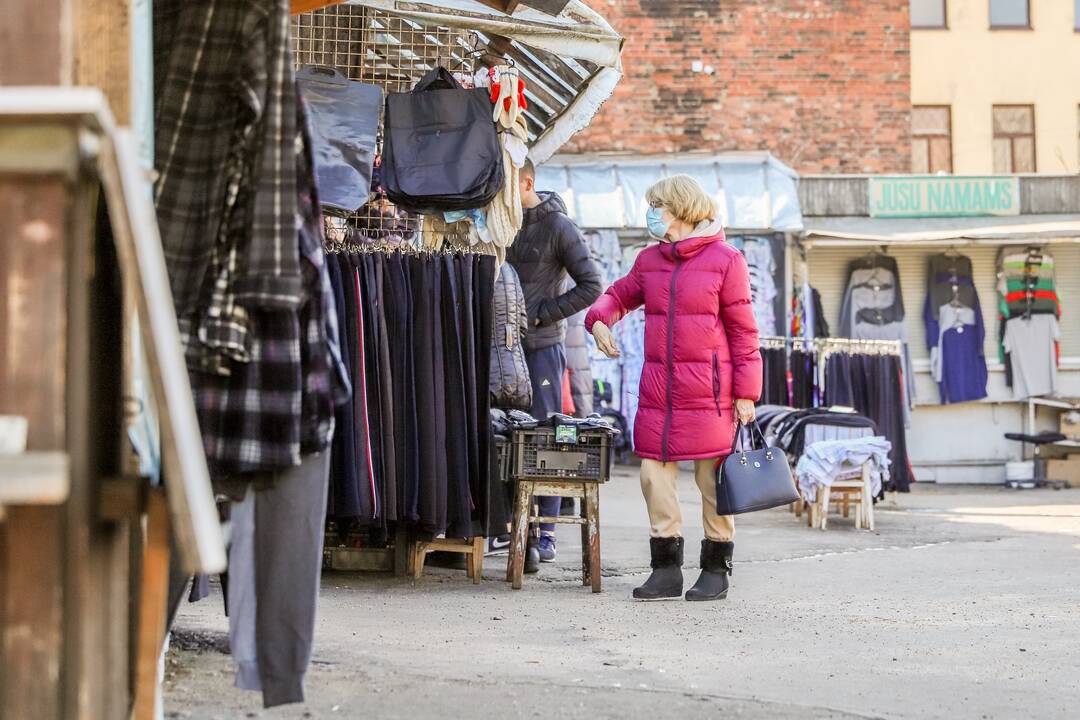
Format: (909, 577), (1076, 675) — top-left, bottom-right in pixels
(911, 0), (1080, 174)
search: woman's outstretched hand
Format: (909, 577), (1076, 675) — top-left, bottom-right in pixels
(592, 321), (621, 358)
(735, 398), (756, 425)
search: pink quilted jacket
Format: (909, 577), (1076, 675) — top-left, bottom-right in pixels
(585, 228), (762, 462)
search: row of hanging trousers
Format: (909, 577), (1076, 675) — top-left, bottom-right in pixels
(759, 346), (820, 410)
(759, 347), (789, 406)
(822, 351), (913, 492)
(327, 250), (501, 538)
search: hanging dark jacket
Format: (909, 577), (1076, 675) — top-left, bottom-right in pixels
(507, 192), (602, 352)
(489, 263), (532, 411)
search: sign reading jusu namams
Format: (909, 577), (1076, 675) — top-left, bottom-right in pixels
(869, 176), (1020, 218)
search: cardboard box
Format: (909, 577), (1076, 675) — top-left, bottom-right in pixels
(1061, 411), (1080, 441)
(1047, 457), (1080, 488)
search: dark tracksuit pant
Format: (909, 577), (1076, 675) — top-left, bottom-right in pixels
(525, 343), (566, 534)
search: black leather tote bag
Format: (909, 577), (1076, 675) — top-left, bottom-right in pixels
(297, 66), (382, 215)
(382, 67), (503, 214)
(715, 421), (799, 515)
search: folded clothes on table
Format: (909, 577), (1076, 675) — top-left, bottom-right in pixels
(795, 436), (892, 503)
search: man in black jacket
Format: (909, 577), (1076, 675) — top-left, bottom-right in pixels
(507, 159), (602, 565)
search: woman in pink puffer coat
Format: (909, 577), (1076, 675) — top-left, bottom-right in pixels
(585, 175), (762, 603)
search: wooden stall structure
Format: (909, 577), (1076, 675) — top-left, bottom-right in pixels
(0, 3), (226, 716)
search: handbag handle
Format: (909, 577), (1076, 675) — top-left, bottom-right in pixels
(732, 420), (767, 451)
(413, 66), (463, 93)
(730, 420), (775, 467)
(296, 65), (350, 86)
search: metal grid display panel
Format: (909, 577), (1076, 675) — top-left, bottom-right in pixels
(293, 6), (476, 248)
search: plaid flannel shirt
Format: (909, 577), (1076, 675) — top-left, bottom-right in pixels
(193, 308), (303, 480)
(154, 0), (302, 316)
(191, 92), (352, 480)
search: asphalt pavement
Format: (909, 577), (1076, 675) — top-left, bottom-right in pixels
(165, 465), (1080, 720)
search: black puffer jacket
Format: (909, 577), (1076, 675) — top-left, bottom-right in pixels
(490, 263), (533, 410)
(506, 192), (602, 352)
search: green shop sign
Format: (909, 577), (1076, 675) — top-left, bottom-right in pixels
(868, 176), (1020, 218)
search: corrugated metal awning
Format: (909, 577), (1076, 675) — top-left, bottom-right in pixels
(340, 0), (624, 161)
(803, 214), (1080, 247)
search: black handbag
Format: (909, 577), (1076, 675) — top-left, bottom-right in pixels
(382, 67), (504, 214)
(715, 421), (799, 515)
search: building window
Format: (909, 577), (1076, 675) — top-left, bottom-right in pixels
(911, 0), (947, 28)
(912, 106), (952, 173)
(992, 105), (1035, 173)
(990, 0), (1030, 28)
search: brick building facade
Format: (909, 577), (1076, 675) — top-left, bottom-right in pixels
(566, 1), (912, 174)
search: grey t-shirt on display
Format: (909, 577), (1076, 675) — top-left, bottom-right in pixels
(1004, 314), (1060, 400)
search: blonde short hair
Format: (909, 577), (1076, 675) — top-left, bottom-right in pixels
(645, 175), (717, 225)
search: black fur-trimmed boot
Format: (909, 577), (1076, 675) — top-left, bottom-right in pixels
(685, 539), (733, 601)
(632, 537), (684, 601)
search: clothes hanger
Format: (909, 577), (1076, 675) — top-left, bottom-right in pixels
(949, 289), (963, 309)
(450, 35), (486, 72)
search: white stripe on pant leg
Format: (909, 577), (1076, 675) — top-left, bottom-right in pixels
(228, 487), (262, 692)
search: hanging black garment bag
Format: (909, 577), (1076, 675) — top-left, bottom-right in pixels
(382, 67), (504, 214)
(716, 421), (800, 515)
(296, 66), (382, 214)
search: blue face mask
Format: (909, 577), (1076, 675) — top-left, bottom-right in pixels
(646, 207), (670, 240)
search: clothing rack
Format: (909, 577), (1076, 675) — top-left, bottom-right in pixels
(815, 337), (903, 357)
(758, 336), (912, 492)
(760, 336), (903, 357)
(324, 240), (492, 256)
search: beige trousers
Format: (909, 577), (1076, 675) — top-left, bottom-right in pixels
(640, 459), (735, 541)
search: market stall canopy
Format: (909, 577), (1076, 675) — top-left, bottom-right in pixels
(803, 214), (1080, 247)
(535, 151), (804, 231)
(321, 0), (623, 162)
(294, 0), (574, 14)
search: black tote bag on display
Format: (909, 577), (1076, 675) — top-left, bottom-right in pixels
(297, 66), (382, 214)
(382, 67), (504, 214)
(715, 421), (800, 515)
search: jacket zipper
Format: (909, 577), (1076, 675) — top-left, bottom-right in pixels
(711, 351), (722, 415)
(660, 257), (684, 462)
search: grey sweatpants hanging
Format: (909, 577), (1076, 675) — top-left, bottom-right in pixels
(228, 451), (330, 708)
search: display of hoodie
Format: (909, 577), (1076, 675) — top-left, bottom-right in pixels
(997, 246), (1061, 320)
(738, 235), (778, 337)
(582, 230), (625, 418)
(923, 252), (988, 404)
(791, 283), (829, 339)
(838, 253), (916, 417)
(993, 246), (1062, 395)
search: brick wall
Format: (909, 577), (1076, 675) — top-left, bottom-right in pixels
(567, 1), (911, 174)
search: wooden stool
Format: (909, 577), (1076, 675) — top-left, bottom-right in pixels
(409, 536), (485, 584)
(506, 479), (601, 592)
(808, 462), (875, 531)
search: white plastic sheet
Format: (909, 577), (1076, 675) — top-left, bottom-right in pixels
(538, 153), (805, 231)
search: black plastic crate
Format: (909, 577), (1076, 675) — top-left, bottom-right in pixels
(511, 427), (612, 482)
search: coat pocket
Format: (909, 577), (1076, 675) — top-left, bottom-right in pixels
(711, 351), (722, 415)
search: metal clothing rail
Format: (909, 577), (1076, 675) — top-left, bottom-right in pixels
(759, 336), (903, 357)
(815, 337), (903, 357)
